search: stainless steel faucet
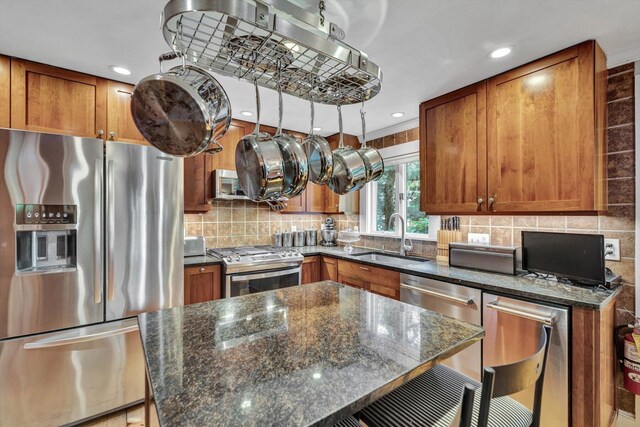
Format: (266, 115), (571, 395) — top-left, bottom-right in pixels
(389, 213), (413, 256)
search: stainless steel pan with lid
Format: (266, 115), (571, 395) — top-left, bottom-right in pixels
(235, 80), (285, 201)
(357, 104), (384, 181)
(272, 83), (309, 198)
(303, 98), (333, 184)
(327, 105), (368, 195)
(131, 51), (231, 157)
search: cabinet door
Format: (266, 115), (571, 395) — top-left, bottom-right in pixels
(106, 81), (147, 145)
(486, 41), (603, 212)
(0, 55), (9, 128)
(208, 119), (252, 171)
(339, 275), (365, 289)
(184, 154), (210, 213)
(184, 265), (221, 305)
(321, 257), (338, 281)
(283, 193), (306, 212)
(305, 182), (325, 213)
(420, 82), (487, 214)
(10, 59), (106, 138)
(301, 256), (320, 284)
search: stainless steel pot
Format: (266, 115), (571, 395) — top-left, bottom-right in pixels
(303, 98), (333, 184)
(272, 83), (308, 198)
(327, 105), (368, 195)
(358, 106), (384, 181)
(131, 52), (231, 157)
(235, 80), (284, 201)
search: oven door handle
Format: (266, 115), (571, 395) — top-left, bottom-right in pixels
(231, 267), (301, 282)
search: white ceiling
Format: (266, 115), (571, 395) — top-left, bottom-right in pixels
(1, 0), (639, 136)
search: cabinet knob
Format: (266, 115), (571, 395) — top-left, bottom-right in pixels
(200, 267), (205, 273)
(97, 130), (104, 136)
(488, 197), (495, 207)
(477, 198), (483, 205)
(109, 131), (116, 139)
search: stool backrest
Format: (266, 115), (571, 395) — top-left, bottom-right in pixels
(475, 324), (552, 427)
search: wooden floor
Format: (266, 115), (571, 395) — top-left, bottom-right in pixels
(81, 404), (159, 427)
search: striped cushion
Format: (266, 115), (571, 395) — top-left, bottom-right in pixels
(360, 365), (533, 427)
(334, 415), (361, 427)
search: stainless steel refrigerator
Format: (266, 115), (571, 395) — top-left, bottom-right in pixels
(0, 129), (183, 426)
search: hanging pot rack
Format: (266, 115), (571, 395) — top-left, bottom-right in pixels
(161, 0), (383, 105)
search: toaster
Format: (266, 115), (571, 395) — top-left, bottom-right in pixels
(184, 236), (206, 257)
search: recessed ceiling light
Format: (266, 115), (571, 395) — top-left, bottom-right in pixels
(489, 46), (513, 59)
(110, 65), (131, 76)
(284, 41), (300, 52)
(312, 126), (322, 131)
(240, 110), (254, 117)
(391, 112), (405, 118)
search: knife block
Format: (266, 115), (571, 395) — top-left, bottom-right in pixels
(436, 230), (463, 265)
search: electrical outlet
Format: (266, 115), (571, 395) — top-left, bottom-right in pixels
(604, 238), (620, 261)
(291, 225), (297, 232)
(468, 233), (490, 245)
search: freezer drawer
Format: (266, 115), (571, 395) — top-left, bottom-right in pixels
(483, 293), (569, 427)
(0, 318), (144, 426)
(400, 274), (482, 380)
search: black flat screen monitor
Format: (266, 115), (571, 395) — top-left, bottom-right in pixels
(521, 231), (605, 285)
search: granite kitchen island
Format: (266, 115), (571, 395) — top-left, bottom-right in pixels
(138, 281), (484, 426)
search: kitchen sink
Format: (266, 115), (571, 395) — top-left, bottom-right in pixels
(351, 252), (428, 267)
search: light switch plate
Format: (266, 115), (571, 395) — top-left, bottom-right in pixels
(468, 233), (490, 245)
(605, 238), (620, 261)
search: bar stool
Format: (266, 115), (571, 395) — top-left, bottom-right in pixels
(359, 325), (552, 427)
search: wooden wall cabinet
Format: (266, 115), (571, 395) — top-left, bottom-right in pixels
(0, 55), (9, 128)
(106, 81), (147, 145)
(10, 58), (107, 138)
(301, 256), (321, 284)
(486, 41), (607, 212)
(184, 265), (221, 305)
(419, 82), (487, 214)
(184, 119), (252, 213)
(420, 40), (607, 214)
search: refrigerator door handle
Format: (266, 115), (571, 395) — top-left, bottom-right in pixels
(23, 324), (138, 349)
(401, 282), (475, 305)
(486, 301), (556, 325)
(94, 159), (103, 304)
(106, 159), (115, 301)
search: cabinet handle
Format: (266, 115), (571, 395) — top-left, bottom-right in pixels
(109, 131), (116, 140)
(97, 130), (104, 137)
(486, 301), (556, 325)
(401, 283), (474, 305)
(488, 197), (495, 207)
(477, 198), (483, 205)
(359, 266), (369, 271)
(200, 267), (206, 273)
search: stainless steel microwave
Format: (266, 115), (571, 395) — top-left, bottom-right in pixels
(213, 169), (249, 200)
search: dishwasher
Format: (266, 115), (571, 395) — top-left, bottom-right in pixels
(400, 274), (482, 381)
(483, 293), (569, 427)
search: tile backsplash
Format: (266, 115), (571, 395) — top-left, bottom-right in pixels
(185, 200), (359, 248)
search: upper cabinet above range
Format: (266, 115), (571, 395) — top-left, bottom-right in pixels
(420, 40), (607, 214)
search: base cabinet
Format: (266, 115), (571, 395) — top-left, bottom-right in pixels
(321, 257), (338, 282)
(184, 265), (221, 305)
(302, 256), (321, 284)
(336, 259), (400, 300)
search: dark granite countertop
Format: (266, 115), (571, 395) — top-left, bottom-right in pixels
(139, 281), (484, 427)
(184, 246), (620, 310)
(183, 254), (223, 267)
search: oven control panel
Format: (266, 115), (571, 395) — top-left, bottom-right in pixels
(224, 250), (303, 264)
(16, 204), (77, 225)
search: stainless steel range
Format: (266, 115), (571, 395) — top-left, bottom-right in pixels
(208, 246), (303, 298)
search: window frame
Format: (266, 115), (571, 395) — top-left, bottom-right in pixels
(359, 140), (440, 241)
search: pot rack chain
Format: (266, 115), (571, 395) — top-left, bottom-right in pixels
(163, 0), (382, 105)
